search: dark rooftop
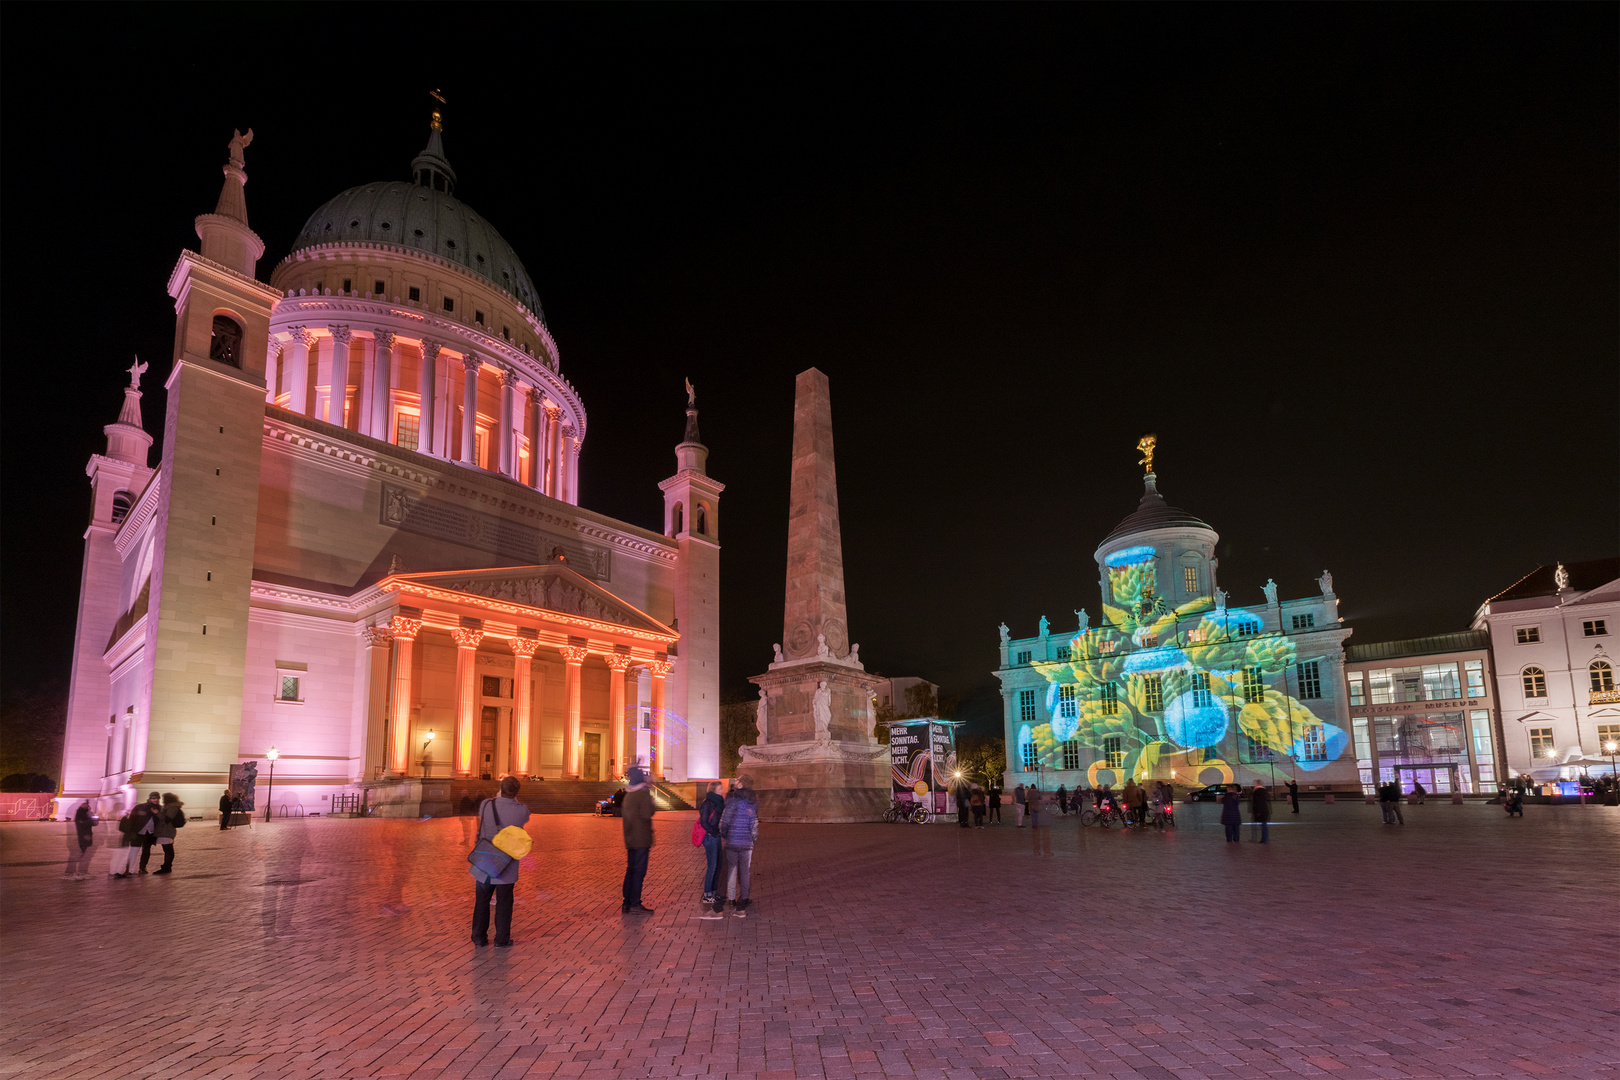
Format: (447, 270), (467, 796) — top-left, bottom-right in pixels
(1486, 557), (1619, 603)
(1345, 629), (1490, 663)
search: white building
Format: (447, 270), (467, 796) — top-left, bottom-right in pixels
(995, 446), (1357, 793)
(1472, 558), (1620, 783)
(59, 116), (723, 819)
(872, 677), (940, 717)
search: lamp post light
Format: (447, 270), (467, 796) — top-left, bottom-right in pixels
(421, 729), (435, 778)
(264, 746), (279, 822)
(1606, 741), (1618, 804)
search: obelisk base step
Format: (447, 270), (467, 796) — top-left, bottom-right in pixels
(737, 752), (889, 823)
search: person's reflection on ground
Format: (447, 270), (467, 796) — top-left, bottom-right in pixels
(257, 823), (314, 938)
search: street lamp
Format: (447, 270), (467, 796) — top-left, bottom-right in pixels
(1606, 741), (1618, 801)
(421, 729), (435, 778)
(264, 746), (279, 822)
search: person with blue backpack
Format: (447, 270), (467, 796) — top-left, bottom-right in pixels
(697, 781), (725, 906)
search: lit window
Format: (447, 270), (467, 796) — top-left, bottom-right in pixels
(1586, 620), (1609, 637)
(1528, 726), (1555, 759)
(1596, 723), (1620, 752)
(1291, 613), (1315, 630)
(1464, 659), (1485, 698)
(1296, 661), (1322, 700)
(1139, 632), (1158, 648)
(1422, 663), (1460, 700)
(1058, 685), (1077, 720)
(1018, 690), (1036, 724)
(475, 429), (488, 468)
(1242, 668), (1265, 704)
(1591, 661), (1615, 693)
(394, 411), (420, 452)
(1347, 671), (1365, 706)
(1298, 725), (1327, 761)
(1183, 566), (1198, 595)
(1515, 626), (1540, 644)
(1142, 675), (1163, 712)
(1236, 621), (1259, 638)
(1100, 682), (1120, 716)
(1187, 628), (1206, 643)
(1471, 711), (1496, 769)
(1191, 672), (1212, 708)
(1098, 640), (1118, 655)
(1021, 739), (1038, 771)
(1056, 645), (1071, 661)
(1102, 736), (1124, 769)
(278, 676), (301, 702)
(1016, 650), (1032, 665)
(1522, 667), (1547, 698)
(1062, 740), (1080, 771)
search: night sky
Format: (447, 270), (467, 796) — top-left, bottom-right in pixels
(3, 6), (1615, 733)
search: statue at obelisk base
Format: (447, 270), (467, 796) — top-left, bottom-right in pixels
(740, 368), (889, 822)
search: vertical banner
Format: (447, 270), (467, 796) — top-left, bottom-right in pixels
(889, 721), (929, 801)
(230, 761), (259, 812)
(928, 722), (956, 814)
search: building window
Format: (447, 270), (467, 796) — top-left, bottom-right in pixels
(408, 286), (421, 302)
(374, 280), (385, 295)
(475, 429), (488, 468)
(1422, 663), (1460, 700)
(1296, 660), (1322, 700)
(1597, 723), (1620, 753)
(482, 675), (507, 698)
(1142, 675), (1163, 712)
(1100, 681), (1120, 716)
(1187, 627), (1206, 643)
(1529, 726), (1555, 760)
(110, 490), (134, 524)
(1586, 620), (1608, 637)
(1102, 736), (1124, 769)
(1018, 689), (1036, 724)
(1465, 659), (1485, 699)
(394, 410), (420, 452)
(1183, 566), (1198, 595)
(1240, 734), (1276, 762)
(1298, 725), (1328, 761)
(209, 315), (244, 368)
(1242, 668), (1265, 704)
(1021, 738), (1038, 771)
(1098, 639), (1118, 655)
(1191, 672), (1212, 708)
(695, 504), (707, 535)
(278, 676), (301, 702)
(341, 278), (352, 293)
(1062, 740), (1080, 770)
(1522, 667), (1547, 698)
(1515, 626), (1540, 644)
(1470, 710), (1496, 768)
(1291, 613), (1315, 630)
(1347, 671), (1365, 707)
(1016, 650), (1032, 665)
(1591, 661), (1615, 693)
(1236, 621), (1259, 638)
(1139, 632), (1158, 648)
(475, 310), (485, 325)
(1056, 645), (1071, 661)
(442, 297), (455, 312)
(1058, 684), (1077, 720)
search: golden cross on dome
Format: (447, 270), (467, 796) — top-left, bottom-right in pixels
(1136, 433), (1157, 474)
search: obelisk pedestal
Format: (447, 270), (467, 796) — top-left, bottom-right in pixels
(740, 368), (889, 822)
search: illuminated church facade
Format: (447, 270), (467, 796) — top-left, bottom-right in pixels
(59, 116), (722, 817)
(996, 441), (1358, 794)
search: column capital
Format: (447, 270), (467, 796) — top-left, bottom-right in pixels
(646, 659), (675, 677)
(462, 353), (481, 374)
(328, 325), (352, 347)
(287, 325), (314, 348)
(362, 625), (394, 647)
(373, 329), (396, 352)
(421, 339), (443, 362)
(560, 645), (591, 666)
(495, 364), (516, 388)
(390, 615), (422, 640)
(603, 653), (634, 672)
(509, 636), (542, 658)
(545, 403), (563, 422)
(451, 628), (485, 649)
(526, 386), (540, 407)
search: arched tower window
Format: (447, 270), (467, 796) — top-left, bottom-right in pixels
(670, 503), (684, 537)
(1522, 666), (1547, 698)
(210, 315), (244, 368)
(695, 504), (707, 536)
(110, 490), (133, 524)
(1591, 660), (1615, 693)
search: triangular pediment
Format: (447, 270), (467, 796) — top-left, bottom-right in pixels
(387, 563), (675, 638)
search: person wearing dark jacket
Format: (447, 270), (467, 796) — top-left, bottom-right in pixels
(1220, 785), (1242, 843)
(65, 804), (96, 880)
(698, 782), (725, 904)
(1249, 782), (1271, 843)
(153, 793), (186, 873)
(131, 792), (162, 873)
(713, 779), (759, 916)
(1286, 779), (1300, 814)
(621, 766), (655, 914)
(219, 789), (234, 830)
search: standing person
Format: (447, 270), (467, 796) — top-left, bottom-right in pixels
(1027, 784), (1042, 828)
(988, 784), (1002, 824)
(1380, 780), (1405, 825)
(1057, 784), (1069, 816)
(621, 766), (655, 914)
(1013, 782), (1027, 827)
(1286, 779), (1300, 814)
(1122, 778), (1138, 823)
(955, 782), (971, 828)
(219, 788), (234, 830)
(153, 793), (186, 874)
(970, 784), (986, 828)
(698, 781), (725, 906)
(1249, 782), (1271, 844)
(65, 803), (96, 880)
(1413, 780), (1427, 805)
(1220, 784), (1242, 843)
(469, 776), (531, 947)
(132, 792), (162, 873)
(1129, 781), (1148, 825)
(714, 779), (759, 916)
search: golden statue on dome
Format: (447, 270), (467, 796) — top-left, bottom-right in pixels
(1136, 432), (1157, 474)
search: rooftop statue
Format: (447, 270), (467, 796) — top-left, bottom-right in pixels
(685, 377), (696, 406)
(1136, 432), (1157, 474)
(127, 356), (148, 390)
(227, 127), (254, 169)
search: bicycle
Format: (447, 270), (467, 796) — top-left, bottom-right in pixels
(1079, 804), (1128, 828)
(883, 799), (930, 824)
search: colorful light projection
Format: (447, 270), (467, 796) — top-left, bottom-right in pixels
(1029, 545), (1344, 785)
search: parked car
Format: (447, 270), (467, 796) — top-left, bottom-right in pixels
(1188, 783), (1232, 801)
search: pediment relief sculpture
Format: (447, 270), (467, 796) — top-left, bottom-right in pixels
(445, 574), (631, 625)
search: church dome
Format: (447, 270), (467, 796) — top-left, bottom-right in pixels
(1097, 474), (1214, 551)
(287, 130), (545, 321)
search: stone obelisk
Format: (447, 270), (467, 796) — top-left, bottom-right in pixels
(741, 368), (887, 822)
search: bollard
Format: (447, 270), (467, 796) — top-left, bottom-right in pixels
(1451, 791), (1464, 804)
(1323, 793), (1335, 805)
(1365, 793), (1377, 805)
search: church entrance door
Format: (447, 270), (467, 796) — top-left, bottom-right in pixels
(583, 733), (601, 781)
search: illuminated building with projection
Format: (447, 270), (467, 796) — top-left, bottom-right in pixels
(995, 437), (1356, 793)
(58, 113), (722, 818)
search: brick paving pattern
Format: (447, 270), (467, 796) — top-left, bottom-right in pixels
(2, 801), (1615, 1079)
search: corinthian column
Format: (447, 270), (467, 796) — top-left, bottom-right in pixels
(452, 624), (485, 777)
(525, 389), (542, 488)
(560, 424), (577, 503)
(497, 366), (516, 477)
(265, 344), (282, 405)
(647, 658), (674, 778)
(560, 644), (590, 778)
(510, 635), (540, 776)
(543, 405), (563, 496)
(324, 326), (352, 426)
(286, 327), (313, 416)
(604, 653), (634, 780)
(370, 331), (395, 440)
(418, 340), (441, 457)
(461, 356), (481, 465)
(387, 613), (422, 775)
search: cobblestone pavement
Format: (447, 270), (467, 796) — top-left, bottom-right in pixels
(2, 800), (1616, 1080)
